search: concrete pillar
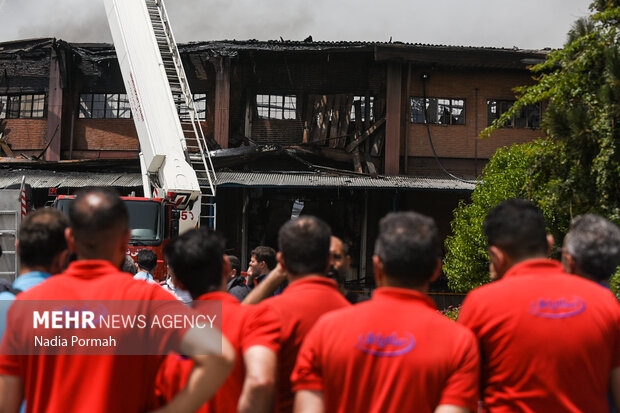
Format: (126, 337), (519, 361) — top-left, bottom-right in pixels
(45, 48), (63, 161)
(385, 62), (402, 175)
(214, 57), (230, 149)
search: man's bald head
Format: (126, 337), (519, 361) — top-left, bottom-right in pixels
(278, 216), (331, 276)
(68, 188), (129, 261)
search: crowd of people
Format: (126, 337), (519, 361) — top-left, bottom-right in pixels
(0, 188), (619, 412)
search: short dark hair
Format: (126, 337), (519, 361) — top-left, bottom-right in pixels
(251, 246), (277, 270)
(136, 249), (158, 273)
(374, 212), (440, 287)
(68, 188), (128, 254)
(18, 208), (69, 269)
(164, 227), (225, 299)
(483, 199), (548, 261)
(121, 255), (137, 275)
(565, 214), (620, 281)
(278, 216), (331, 276)
(227, 255), (241, 275)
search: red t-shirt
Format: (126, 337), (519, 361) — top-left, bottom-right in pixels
(0, 260), (195, 413)
(255, 276), (351, 413)
(292, 287), (480, 412)
(154, 291), (279, 412)
(459, 259), (620, 413)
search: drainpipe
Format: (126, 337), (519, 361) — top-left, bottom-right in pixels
(404, 62), (411, 175)
(474, 87), (479, 177)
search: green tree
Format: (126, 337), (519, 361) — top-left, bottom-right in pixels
(444, 140), (561, 292)
(445, 1), (620, 292)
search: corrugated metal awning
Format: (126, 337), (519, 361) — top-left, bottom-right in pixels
(215, 172), (476, 191)
(0, 169), (476, 191)
(0, 169), (143, 189)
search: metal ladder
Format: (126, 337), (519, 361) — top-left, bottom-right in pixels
(0, 210), (19, 282)
(145, 0), (217, 228)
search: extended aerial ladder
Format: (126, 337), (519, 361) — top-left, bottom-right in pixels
(103, 0), (217, 230)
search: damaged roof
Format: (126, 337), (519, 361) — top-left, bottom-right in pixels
(0, 169), (475, 191)
(0, 169), (142, 189)
(0, 38), (549, 69)
(215, 171), (476, 191)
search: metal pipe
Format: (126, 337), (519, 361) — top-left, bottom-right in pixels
(359, 191), (368, 283)
(404, 62), (411, 174)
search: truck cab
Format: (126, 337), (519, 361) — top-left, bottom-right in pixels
(53, 195), (179, 280)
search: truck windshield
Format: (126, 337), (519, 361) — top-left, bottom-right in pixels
(124, 200), (161, 243)
(54, 198), (161, 244)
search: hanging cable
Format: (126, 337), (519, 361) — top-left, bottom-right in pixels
(421, 73), (477, 185)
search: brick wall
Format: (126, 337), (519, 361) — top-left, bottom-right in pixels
(252, 119), (304, 145)
(406, 67), (542, 160)
(72, 119), (139, 151)
(3, 119), (48, 150)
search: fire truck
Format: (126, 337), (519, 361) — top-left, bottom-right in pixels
(93, 0), (217, 277)
(53, 195), (179, 280)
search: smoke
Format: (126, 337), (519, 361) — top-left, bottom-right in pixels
(0, 0), (591, 49)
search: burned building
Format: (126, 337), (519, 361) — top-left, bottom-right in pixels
(0, 38), (547, 291)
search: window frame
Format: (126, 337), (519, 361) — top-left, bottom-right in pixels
(79, 93), (132, 119)
(175, 93), (207, 121)
(410, 97), (466, 125)
(256, 94), (297, 120)
(0, 94), (46, 119)
(486, 99), (541, 129)
(350, 95), (375, 123)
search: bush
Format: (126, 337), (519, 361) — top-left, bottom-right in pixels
(444, 139), (561, 292)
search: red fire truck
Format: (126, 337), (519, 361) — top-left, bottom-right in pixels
(53, 195), (180, 280)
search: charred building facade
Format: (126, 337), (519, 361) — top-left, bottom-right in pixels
(0, 38), (547, 293)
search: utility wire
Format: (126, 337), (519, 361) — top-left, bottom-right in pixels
(421, 74), (478, 185)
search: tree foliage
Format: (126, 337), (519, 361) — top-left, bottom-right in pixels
(445, 2), (620, 292)
(444, 140), (561, 292)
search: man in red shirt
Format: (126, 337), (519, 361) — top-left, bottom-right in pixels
(250, 216), (351, 413)
(292, 212), (480, 413)
(0, 188), (235, 413)
(459, 199), (620, 412)
(561, 213), (620, 287)
(155, 227), (279, 413)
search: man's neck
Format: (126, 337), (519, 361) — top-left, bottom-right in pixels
(19, 265), (51, 276)
(288, 272), (324, 283)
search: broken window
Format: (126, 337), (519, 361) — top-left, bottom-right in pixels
(256, 94), (297, 120)
(174, 93), (206, 121)
(350, 96), (375, 123)
(410, 97), (465, 125)
(194, 93), (206, 120)
(91, 94), (106, 118)
(118, 94), (131, 119)
(0, 94), (46, 119)
(487, 100), (541, 128)
(79, 93), (132, 119)
(32, 94), (45, 117)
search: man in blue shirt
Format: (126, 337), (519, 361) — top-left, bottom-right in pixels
(0, 208), (70, 337)
(133, 248), (158, 283)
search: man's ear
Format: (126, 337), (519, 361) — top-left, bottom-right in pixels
(430, 259), (442, 283)
(372, 255), (386, 287)
(546, 234), (555, 256)
(221, 254), (231, 284)
(488, 245), (506, 281)
(171, 271), (186, 291)
(65, 227), (77, 253)
(50, 249), (71, 274)
(562, 252), (576, 275)
(276, 251), (288, 274)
